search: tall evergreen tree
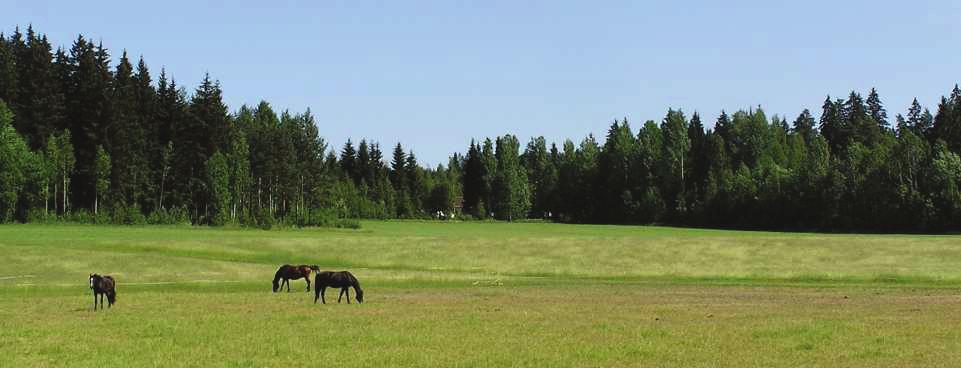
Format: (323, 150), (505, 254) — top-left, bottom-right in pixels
(12, 27), (64, 150)
(340, 139), (357, 182)
(792, 109), (817, 143)
(866, 88), (888, 130)
(109, 51), (148, 207)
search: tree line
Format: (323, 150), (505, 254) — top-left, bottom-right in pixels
(2, 26), (961, 231)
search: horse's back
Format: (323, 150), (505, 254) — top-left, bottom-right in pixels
(103, 276), (116, 290)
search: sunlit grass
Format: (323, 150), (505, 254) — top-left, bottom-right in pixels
(2, 222), (961, 366)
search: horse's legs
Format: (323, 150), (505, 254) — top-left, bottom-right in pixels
(93, 291), (97, 311)
(305, 278), (311, 292)
(338, 288), (345, 303)
(321, 287), (327, 304)
(346, 288), (351, 304)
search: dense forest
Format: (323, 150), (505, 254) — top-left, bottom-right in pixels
(2, 26), (961, 231)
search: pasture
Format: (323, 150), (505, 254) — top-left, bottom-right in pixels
(2, 222), (961, 367)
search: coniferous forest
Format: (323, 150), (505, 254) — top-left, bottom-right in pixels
(2, 26), (961, 231)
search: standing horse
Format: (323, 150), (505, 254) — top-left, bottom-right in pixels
(88, 274), (116, 310)
(272, 264), (320, 292)
(313, 271), (364, 304)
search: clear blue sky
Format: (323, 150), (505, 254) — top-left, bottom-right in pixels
(6, 1), (961, 165)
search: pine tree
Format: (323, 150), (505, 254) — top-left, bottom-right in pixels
(461, 141), (483, 216)
(819, 96), (845, 152)
(687, 112), (710, 218)
(792, 109), (817, 143)
(357, 139), (371, 185)
(905, 98), (930, 138)
(480, 138), (496, 211)
(404, 150), (422, 214)
(109, 51), (148, 207)
(844, 91), (881, 147)
(522, 136), (555, 218)
(390, 142), (406, 190)
(932, 86), (961, 153)
(598, 119), (637, 222)
(12, 27), (64, 150)
(133, 56), (157, 209)
(340, 139), (357, 182)
(0, 32), (19, 107)
(866, 88), (888, 130)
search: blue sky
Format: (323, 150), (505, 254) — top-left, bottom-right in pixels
(6, 1), (961, 165)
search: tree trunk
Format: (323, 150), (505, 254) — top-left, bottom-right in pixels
(159, 168), (167, 210)
(62, 168), (68, 214)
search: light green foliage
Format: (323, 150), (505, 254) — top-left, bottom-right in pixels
(206, 151), (231, 225)
(0, 101), (36, 222)
(45, 130), (75, 214)
(492, 135), (531, 220)
(94, 145), (111, 214)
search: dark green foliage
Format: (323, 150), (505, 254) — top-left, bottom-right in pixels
(5, 26), (961, 231)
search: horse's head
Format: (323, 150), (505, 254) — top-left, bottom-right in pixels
(355, 288), (364, 303)
(272, 279), (280, 292)
(88, 274), (98, 289)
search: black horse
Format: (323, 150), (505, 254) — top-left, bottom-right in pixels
(273, 264), (320, 292)
(88, 274), (116, 310)
(313, 271), (364, 304)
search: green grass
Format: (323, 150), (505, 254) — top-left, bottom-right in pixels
(2, 221), (961, 366)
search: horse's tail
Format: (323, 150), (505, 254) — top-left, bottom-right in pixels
(349, 272), (363, 303)
(103, 276), (117, 305)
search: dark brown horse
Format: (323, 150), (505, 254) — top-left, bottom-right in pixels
(273, 264), (320, 292)
(313, 271), (364, 304)
(88, 274), (116, 310)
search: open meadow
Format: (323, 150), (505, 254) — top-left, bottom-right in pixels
(3, 222), (961, 367)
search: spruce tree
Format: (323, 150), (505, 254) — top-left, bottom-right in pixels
(866, 88), (888, 130)
(340, 139), (357, 182)
(792, 109), (817, 143)
(390, 142), (406, 190)
(110, 51), (148, 207)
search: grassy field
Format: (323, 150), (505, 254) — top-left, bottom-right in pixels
(2, 222), (961, 367)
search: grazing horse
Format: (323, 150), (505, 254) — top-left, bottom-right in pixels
(272, 264), (320, 292)
(313, 271), (364, 304)
(88, 274), (116, 310)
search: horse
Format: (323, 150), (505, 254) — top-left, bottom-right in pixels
(313, 271), (364, 304)
(272, 264), (320, 292)
(88, 274), (116, 310)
